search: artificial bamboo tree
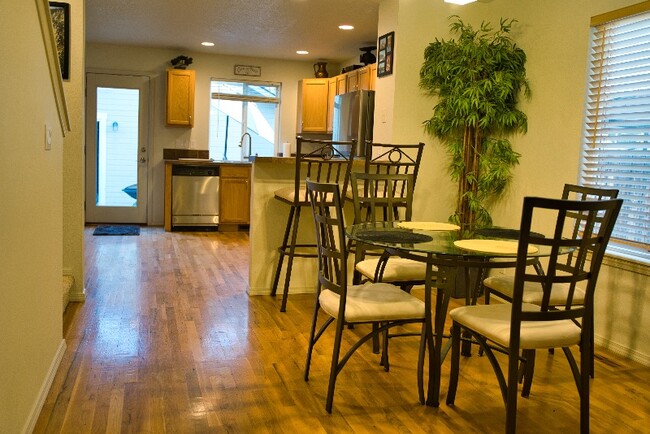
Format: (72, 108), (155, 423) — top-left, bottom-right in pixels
(420, 16), (530, 235)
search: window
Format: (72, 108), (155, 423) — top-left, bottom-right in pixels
(581, 3), (650, 260)
(208, 79), (281, 161)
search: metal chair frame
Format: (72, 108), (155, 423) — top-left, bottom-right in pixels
(270, 136), (355, 312)
(447, 196), (623, 434)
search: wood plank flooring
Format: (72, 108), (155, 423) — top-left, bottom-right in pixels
(34, 227), (650, 433)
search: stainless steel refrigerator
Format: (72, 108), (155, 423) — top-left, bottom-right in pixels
(332, 90), (375, 157)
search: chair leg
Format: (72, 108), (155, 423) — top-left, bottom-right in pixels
(325, 318), (346, 414)
(380, 324), (390, 372)
(275, 206), (302, 312)
(372, 323), (380, 354)
(304, 284), (321, 382)
(580, 341), (591, 434)
(520, 349), (535, 397)
(590, 322), (595, 378)
(505, 343), (521, 434)
(271, 206), (295, 297)
(446, 321), (461, 405)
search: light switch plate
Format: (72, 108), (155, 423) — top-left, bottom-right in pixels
(45, 123), (52, 150)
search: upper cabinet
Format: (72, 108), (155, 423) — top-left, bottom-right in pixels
(297, 65), (377, 134)
(166, 69), (195, 127)
(297, 78), (330, 133)
(368, 63), (377, 91)
(346, 65), (376, 92)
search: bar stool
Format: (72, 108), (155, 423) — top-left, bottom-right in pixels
(270, 136), (356, 312)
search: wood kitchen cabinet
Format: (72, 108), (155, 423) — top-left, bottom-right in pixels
(368, 63), (377, 90)
(327, 78), (337, 132)
(219, 165), (251, 226)
(346, 65), (374, 92)
(166, 69), (195, 127)
(297, 78), (329, 133)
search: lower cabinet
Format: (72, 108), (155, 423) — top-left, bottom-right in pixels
(219, 165), (251, 225)
(164, 162), (251, 231)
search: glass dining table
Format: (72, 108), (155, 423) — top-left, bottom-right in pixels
(346, 221), (555, 407)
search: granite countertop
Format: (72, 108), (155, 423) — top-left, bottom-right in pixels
(164, 158), (252, 166)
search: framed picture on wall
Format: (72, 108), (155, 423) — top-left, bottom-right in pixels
(49, 2), (70, 80)
(377, 31), (394, 78)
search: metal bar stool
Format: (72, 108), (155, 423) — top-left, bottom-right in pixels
(270, 136), (356, 312)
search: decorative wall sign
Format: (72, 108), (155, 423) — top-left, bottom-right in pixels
(49, 2), (70, 80)
(377, 31), (394, 78)
(234, 65), (262, 77)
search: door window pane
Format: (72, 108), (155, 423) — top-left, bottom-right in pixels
(96, 87), (140, 207)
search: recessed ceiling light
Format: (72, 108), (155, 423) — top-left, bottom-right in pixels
(296, 50), (309, 55)
(201, 42), (215, 47)
(444, 0), (477, 4)
(339, 25), (354, 30)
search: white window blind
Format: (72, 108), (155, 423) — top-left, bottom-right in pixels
(582, 9), (650, 251)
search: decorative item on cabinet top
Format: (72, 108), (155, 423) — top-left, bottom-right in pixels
(313, 62), (329, 78)
(360, 46), (377, 65)
(171, 55), (193, 69)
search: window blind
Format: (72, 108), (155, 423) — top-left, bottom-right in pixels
(582, 10), (650, 250)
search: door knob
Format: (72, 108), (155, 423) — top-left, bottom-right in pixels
(139, 157), (146, 163)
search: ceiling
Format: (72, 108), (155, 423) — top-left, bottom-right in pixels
(85, 0), (381, 63)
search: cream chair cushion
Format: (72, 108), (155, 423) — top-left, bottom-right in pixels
(484, 275), (586, 305)
(355, 257), (429, 282)
(450, 303), (582, 349)
(319, 282), (425, 323)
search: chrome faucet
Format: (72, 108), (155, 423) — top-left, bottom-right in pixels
(239, 132), (252, 158)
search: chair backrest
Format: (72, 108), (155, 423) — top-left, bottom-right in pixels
(364, 142), (425, 190)
(306, 179), (348, 298)
(350, 172), (414, 224)
(561, 184), (619, 266)
(511, 196), (622, 333)
(293, 136), (356, 204)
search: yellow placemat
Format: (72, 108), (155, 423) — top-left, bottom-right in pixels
(397, 221), (461, 231)
(453, 239), (538, 254)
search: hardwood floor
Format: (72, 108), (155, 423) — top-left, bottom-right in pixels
(35, 227), (649, 433)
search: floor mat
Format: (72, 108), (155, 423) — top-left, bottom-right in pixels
(93, 225), (140, 236)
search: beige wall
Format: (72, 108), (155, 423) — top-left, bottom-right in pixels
(86, 45), (336, 225)
(381, 0), (649, 364)
(0, 1), (66, 432)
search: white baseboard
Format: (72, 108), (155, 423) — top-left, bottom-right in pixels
(595, 334), (650, 367)
(22, 339), (67, 434)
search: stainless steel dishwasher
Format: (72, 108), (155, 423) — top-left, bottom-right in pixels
(172, 165), (220, 228)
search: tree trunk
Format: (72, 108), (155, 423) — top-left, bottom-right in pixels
(457, 126), (481, 235)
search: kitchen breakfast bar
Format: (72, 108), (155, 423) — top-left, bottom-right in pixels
(248, 156), (364, 296)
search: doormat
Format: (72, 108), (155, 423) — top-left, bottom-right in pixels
(93, 225), (140, 236)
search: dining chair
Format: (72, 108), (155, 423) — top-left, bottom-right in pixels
(482, 184), (619, 385)
(350, 172), (428, 291)
(303, 179), (426, 414)
(446, 196), (623, 434)
(364, 141), (425, 183)
(270, 136), (356, 312)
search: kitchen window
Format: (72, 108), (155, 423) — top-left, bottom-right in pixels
(580, 3), (650, 262)
(209, 79), (281, 161)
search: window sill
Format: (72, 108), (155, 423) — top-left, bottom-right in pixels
(603, 244), (650, 277)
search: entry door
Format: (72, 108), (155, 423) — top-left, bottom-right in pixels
(85, 73), (150, 223)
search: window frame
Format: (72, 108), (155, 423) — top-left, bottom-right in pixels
(580, 2), (650, 263)
(208, 78), (282, 160)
